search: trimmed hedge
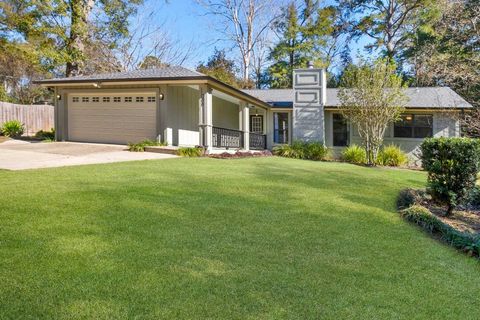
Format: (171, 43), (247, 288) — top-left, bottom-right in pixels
(401, 205), (480, 257)
(421, 137), (480, 214)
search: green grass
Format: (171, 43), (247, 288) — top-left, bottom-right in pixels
(0, 157), (479, 319)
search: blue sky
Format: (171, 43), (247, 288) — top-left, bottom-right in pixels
(133, 0), (374, 72)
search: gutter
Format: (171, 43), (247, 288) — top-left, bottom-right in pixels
(34, 75), (272, 110)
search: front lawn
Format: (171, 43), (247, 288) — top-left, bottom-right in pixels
(0, 158), (478, 319)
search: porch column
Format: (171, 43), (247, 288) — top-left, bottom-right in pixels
(240, 101), (250, 151)
(199, 85), (213, 151)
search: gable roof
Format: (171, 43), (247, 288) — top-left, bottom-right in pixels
(36, 66), (206, 84)
(35, 66), (472, 110)
(34, 66), (271, 109)
(243, 87), (473, 109)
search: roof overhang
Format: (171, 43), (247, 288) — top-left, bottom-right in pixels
(35, 76), (271, 110)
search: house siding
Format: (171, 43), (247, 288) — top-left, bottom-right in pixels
(324, 109), (460, 160)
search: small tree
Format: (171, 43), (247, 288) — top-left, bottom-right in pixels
(338, 59), (407, 165)
(421, 137), (480, 216)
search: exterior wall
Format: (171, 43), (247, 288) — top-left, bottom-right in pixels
(212, 96), (239, 129)
(324, 109), (460, 160)
(292, 68), (326, 142)
(55, 84), (241, 146)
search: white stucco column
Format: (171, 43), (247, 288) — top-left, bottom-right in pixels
(240, 101), (250, 151)
(199, 85), (213, 151)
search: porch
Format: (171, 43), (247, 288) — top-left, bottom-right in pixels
(161, 85), (268, 152)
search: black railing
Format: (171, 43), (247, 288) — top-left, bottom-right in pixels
(250, 132), (267, 150)
(212, 127), (244, 149)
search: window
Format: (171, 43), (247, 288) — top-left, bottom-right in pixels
(92, 97), (99, 102)
(394, 114), (433, 138)
(136, 96), (144, 102)
(82, 97), (89, 103)
(147, 96), (156, 102)
(72, 97), (79, 102)
(332, 113), (349, 147)
(274, 112), (289, 144)
(124, 97), (132, 102)
(250, 115), (263, 133)
(103, 97), (110, 103)
(113, 97), (121, 102)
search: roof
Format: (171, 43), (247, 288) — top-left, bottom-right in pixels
(35, 66), (271, 109)
(36, 66), (206, 84)
(36, 66), (472, 109)
(243, 87), (473, 109)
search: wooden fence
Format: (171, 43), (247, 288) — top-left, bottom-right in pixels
(0, 102), (54, 136)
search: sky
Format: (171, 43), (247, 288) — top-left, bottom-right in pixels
(131, 0), (375, 73)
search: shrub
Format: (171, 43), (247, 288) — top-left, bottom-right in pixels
(341, 144), (366, 164)
(397, 188), (426, 210)
(128, 139), (166, 152)
(273, 141), (328, 161)
(177, 147), (204, 157)
(421, 137), (480, 215)
(378, 144), (408, 166)
(35, 128), (55, 140)
(1, 120), (24, 137)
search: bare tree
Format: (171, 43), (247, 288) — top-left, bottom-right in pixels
(198, 0), (282, 84)
(114, 8), (197, 71)
(338, 59), (407, 165)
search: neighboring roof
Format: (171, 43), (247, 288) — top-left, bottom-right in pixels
(36, 66), (206, 84)
(244, 87), (473, 109)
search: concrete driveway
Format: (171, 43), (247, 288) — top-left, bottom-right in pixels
(0, 140), (177, 170)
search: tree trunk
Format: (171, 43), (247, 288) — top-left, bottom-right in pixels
(66, 0), (93, 77)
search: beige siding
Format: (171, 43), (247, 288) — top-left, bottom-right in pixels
(212, 96), (239, 129)
(165, 86), (199, 145)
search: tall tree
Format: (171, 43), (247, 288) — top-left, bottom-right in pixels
(0, 0), (143, 77)
(338, 59), (407, 165)
(197, 49), (240, 88)
(199, 0), (280, 85)
(267, 1), (346, 88)
(405, 0), (479, 108)
(339, 0), (431, 60)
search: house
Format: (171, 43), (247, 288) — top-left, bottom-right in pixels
(37, 65), (472, 157)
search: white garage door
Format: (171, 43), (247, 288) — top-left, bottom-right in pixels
(68, 93), (157, 144)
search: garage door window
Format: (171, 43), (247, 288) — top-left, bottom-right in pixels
(92, 97), (99, 102)
(113, 97), (121, 102)
(82, 97), (89, 103)
(148, 96), (156, 102)
(125, 97), (132, 102)
(103, 97), (110, 102)
(136, 97), (144, 102)
(72, 97), (79, 102)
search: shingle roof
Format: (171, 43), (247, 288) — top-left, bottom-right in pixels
(37, 66), (206, 83)
(243, 87), (473, 109)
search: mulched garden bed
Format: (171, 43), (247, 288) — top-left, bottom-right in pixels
(398, 188), (480, 257)
(209, 150), (272, 159)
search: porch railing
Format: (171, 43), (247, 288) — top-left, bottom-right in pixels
(212, 126), (244, 149)
(249, 132), (267, 150)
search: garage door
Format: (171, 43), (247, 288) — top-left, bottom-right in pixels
(68, 93), (157, 144)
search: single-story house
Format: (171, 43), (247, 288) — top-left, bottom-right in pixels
(37, 65), (472, 157)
